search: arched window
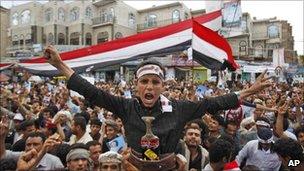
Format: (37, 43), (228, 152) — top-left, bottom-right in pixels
(20, 10), (31, 24)
(48, 33), (54, 43)
(25, 34), (32, 45)
(58, 8), (65, 21)
(172, 10), (180, 23)
(97, 32), (108, 44)
(12, 13), (19, 26)
(85, 33), (92, 45)
(58, 33), (65, 45)
(128, 13), (135, 28)
(145, 14), (157, 27)
(239, 40), (247, 52)
(85, 7), (92, 19)
(255, 45), (263, 57)
(108, 7), (114, 21)
(19, 35), (24, 46)
(268, 25), (279, 38)
(45, 8), (53, 22)
(70, 7), (79, 22)
(70, 32), (80, 45)
(114, 32), (123, 39)
(13, 35), (19, 46)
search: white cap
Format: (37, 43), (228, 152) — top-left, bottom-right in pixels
(13, 113), (24, 121)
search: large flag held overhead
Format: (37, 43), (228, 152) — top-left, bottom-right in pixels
(192, 20), (239, 71)
(1, 10), (237, 76)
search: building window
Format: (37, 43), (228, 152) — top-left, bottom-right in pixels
(255, 45), (263, 57)
(58, 33), (65, 45)
(172, 10), (180, 23)
(108, 7), (114, 21)
(145, 14), (157, 28)
(25, 34), (31, 44)
(70, 7), (79, 22)
(184, 12), (189, 19)
(19, 35), (24, 46)
(97, 32), (108, 44)
(13, 35), (19, 46)
(20, 10), (31, 24)
(85, 33), (92, 45)
(268, 25), (279, 38)
(114, 32), (123, 39)
(12, 13), (19, 26)
(58, 8), (65, 21)
(128, 13), (135, 28)
(70, 32), (80, 45)
(85, 7), (92, 19)
(239, 40), (247, 52)
(42, 34), (47, 44)
(45, 8), (53, 22)
(48, 33), (54, 44)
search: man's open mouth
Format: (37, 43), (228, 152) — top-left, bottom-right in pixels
(144, 93), (154, 100)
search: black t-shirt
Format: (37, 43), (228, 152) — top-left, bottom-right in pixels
(189, 147), (202, 171)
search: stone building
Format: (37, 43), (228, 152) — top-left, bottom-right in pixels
(0, 6), (10, 58)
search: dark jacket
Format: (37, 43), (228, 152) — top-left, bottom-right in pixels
(67, 74), (238, 154)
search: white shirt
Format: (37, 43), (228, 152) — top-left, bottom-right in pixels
(69, 131), (93, 145)
(236, 140), (281, 171)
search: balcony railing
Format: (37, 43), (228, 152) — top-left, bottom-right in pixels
(54, 45), (85, 52)
(92, 16), (115, 26)
(6, 44), (33, 52)
(137, 18), (181, 32)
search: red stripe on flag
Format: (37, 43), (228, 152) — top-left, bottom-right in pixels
(21, 10), (221, 64)
(192, 20), (238, 70)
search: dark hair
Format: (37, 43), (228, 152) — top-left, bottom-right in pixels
(73, 116), (87, 131)
(86, 140), (101, 148)
(184, 124), (202, 133)
(49, 143), (71, 167)
(74, 112), (90, 125)
(134, 60), (166, 78)
(209, 139), (232, 163)
(26, 132), (47, 143)
(70, 143), (88, 151)
(255, 116), (270, 125)
(219, 134), (238, 161)
(0, 158), (17, 171)
(224, 120), (237, 129)
(273, 138), (304, 162)
(211, 115), (225, 126)
(295, 126), (304, 138)
(90, 117), (102, 127)
(19, 119), (35, 131)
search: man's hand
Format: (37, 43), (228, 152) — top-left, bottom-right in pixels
(44, 45), (74, 79)
(239, 70), (272, 100)
(17, 149), (39, 171)
(0, 115), (9, 138)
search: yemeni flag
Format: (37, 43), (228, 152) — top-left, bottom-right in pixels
(192, 20), (238, 71)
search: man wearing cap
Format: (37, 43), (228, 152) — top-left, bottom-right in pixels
(236, 127), (281, 171)
(45, 46), (272, 168)
(5, 113), (24, 145)
(66, 143), (92, 171)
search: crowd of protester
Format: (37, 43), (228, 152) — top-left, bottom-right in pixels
(0, 71), (303, 171)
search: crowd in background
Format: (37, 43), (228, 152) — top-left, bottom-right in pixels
(0, 71), (303, 171)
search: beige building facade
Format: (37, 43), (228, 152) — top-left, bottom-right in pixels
(0, 6), (10, 58)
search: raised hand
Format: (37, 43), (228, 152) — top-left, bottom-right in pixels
(248, 70), (273, 94)
(44, 45), (63, 67)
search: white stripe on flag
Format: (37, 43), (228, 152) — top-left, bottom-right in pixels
(192, 33), (227, 63)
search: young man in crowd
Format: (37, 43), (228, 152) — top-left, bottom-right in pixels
(273, 138), (304, 171)
(204, 139), (232, 171)
(183, 124), (209, 170)
(69, 116), (93, 145)
(66, 143), (91, 171)
(89, 118), (102, 141)
(86, 140), (102, 171)
(102, 120), (120, 153)
(45, 45), (272, 168)
(236, 127), (281, 171)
